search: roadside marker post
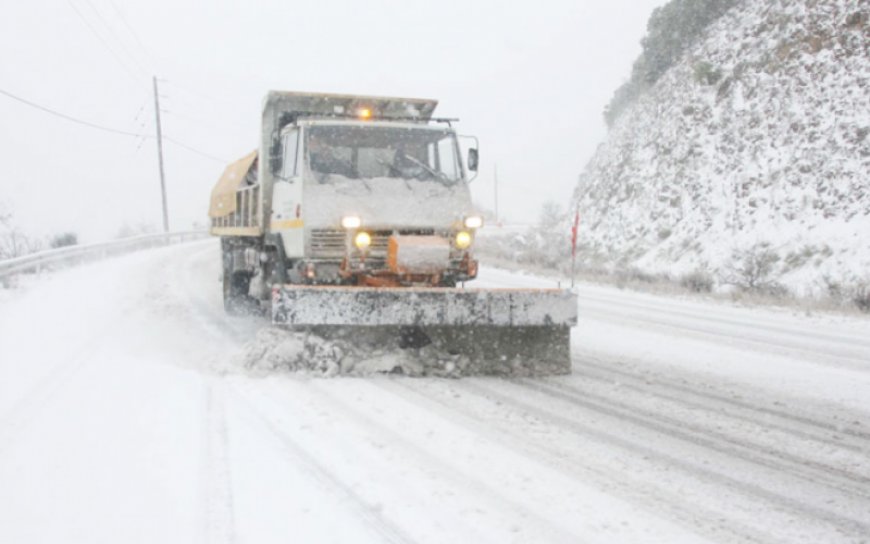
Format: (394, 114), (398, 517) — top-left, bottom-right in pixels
(570, 207), (580, 288)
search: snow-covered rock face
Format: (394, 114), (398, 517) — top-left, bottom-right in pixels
(575, 0), (869, 295)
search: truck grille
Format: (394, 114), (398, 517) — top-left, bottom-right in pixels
(309, 229), (346, 258)
(308, 228), (438, 260)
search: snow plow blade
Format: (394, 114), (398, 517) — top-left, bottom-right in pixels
(272, 286), (577, 375)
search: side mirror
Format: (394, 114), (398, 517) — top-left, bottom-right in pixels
(269, 137), (283, 175)
(467, 148), (479, 172)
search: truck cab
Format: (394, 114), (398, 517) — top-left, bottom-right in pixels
(210, 92), (482, 310)
(274, 118), (481, 288)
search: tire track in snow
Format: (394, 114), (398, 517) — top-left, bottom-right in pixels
(162, 245), (253, 544)
(199, 380), (237, 544)
(290, 377), (582, 543)
(379, 377), (773, 544)
(456, 379), (870, 540)
(517, 378), (870, 501)
(576, 358), (870, 444)
(296, 379), (585, 544)
(227, 384), (418, 544)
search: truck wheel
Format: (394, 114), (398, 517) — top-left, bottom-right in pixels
(223, 269), (253, 315)
(221, 244), (255, 315)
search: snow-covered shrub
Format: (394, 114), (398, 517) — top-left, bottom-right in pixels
(680, 269), (714, 292)
(693, 61), (722, 85)
(819, 275), (870, 313)
(721, 243), (788, 296)
(850, 282), (870, 314)
(615, 266), (662, 289)
(49, 232), (78, 249)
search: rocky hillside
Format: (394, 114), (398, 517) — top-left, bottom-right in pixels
(574, 0), (869, 297)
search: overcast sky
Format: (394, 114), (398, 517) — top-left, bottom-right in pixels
(0, 0), (665, 241)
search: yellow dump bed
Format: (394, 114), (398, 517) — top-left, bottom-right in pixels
(209, 150), (261, 236)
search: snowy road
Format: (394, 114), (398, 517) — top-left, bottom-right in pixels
(1, 241), (869, 543)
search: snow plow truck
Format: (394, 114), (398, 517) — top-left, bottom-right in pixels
(208, 91), (577, 374)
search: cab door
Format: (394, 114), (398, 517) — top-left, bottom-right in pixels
(270, 128), (304, 258)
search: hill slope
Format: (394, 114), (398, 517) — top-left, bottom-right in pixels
(574, 0), (869, 296)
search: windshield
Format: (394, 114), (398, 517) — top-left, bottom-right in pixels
(305, 125), (463, 184)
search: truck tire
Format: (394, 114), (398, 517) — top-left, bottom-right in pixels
(221, 240), (255, 315)
(223, 271), (253, 315)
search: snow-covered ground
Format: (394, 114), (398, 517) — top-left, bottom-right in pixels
(1, 240), (869, 543)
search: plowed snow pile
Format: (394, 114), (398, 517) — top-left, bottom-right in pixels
(239, 326), (559, 377)
(240, 328), (469, 377)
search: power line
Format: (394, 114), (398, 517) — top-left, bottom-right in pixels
(82, 0), (150, 75)
(108, 0), (154, 66)
(0, 86), (227, 163)
(66, 0), (144, 85)
(0, 87), (144, 137)
(164, 136), (227, 163)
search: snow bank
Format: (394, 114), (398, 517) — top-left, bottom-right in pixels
(239, 328), (470, 378)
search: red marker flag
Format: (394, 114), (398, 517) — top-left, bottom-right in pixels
(570, 208), (580, 258)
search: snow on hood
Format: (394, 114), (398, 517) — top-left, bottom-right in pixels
(304, 174), (473, 229)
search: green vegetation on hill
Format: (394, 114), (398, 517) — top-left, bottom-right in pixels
(604, 0), (739, 127)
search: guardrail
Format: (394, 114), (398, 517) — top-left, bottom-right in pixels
(0, 231), (210, 283)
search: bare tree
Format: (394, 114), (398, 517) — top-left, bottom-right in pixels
(0, 205), (42, 260)
(0, 201), (11, 229)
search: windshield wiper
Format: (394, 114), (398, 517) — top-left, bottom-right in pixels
(402, 154), (451, 183)
(376, 158), (413, 190)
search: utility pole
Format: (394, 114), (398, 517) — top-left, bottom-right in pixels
(152, 76), (169, 232)
(493, 164), (499, 226)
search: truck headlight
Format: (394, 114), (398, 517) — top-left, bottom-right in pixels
(463, 216), (483, 229)
(354, 231), (371, 250)
(455, 231), (472, 249)
(341, 215), (361, 229)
